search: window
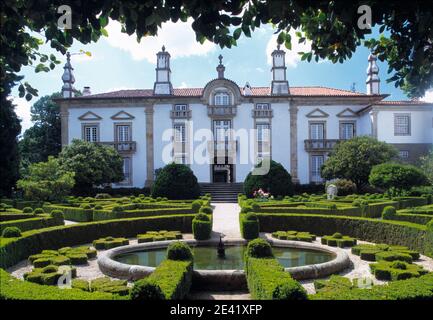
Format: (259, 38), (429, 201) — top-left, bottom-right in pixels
(121, 157), (132, 185)
(256, 123), (270, 142)
(256, 103), (270, 110)
(340, 122), (356, 140)
(309, 122), (325, 140)
(394, 114), (411, 136)
(116, 125), (131, 142)
(399, 150), (409, 160)
(83, 125), (98, 142)
(214, 92), (230, 106)
(173, 123), (186, 142)
(311, 155), (324, 183)
(174, 104), (187, 111)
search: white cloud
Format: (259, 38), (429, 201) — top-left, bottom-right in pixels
(422, 89), (433, 102)
(104, 19), (216, 63)
(266, 30), (312, 67)
(255, 67), (264, 73)
(11, 97), (33, 133)
(179, 82), (188, 88)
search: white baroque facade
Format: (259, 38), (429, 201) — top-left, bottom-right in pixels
(57, 47), (433, 187)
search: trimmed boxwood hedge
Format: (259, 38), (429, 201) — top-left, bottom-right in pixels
(240, 213), (259, 239)
(0, 269), (116, 300)
(0, 215), (63, 233)
(44, 205), (93, 222)
(392, 214), (433, 225)
(130, 245), (193, 300)
(192, 214), (212, 240)
(311, 273), (433, 300)
(0, 214), (194, 270)
(93, 207), (196, 221)
(0, 213), (36, 222)
(256, 213), (433, 258)
(244, 240), (307, 300)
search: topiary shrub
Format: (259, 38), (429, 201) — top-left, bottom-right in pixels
(246, 238), (273, 258)
(192, 213), (211, 240)
(2, 227), (22, 238)
(191, 200), (202, 213)
(22, 207), (33, 214)
(130, 278), (165, 300)
(241, 213), (259, 239)
(382, 206), (397, 220)
(370, 260), (428, 281)
(151, 163), (201, 200)
(50, 210), (64, 223)
(166, 241), (193, 261)
(34, 208), (44, 214)
(428, 219), (433, 233)
(199, 206), (213, 214)
(243, 160), (293, 198)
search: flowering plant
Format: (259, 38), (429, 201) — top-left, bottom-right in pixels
(253, 188), (271, 201)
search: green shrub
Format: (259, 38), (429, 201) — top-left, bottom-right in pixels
(34, 208), (44, 214)
(151, 163), (200, 199)
(24, 264), (77, 286)
(2, 226), (22, 238)
(244, 160), (294, 198)
(370, 260), (428, 281)
(321, 233), (357, 247)
(131, 259), (193, 300)
(22, 207), (33, 214)
(92, 237), (129, 250)
(245, 243), (307, 300)
(192, 214), (212, 240)
(240, 214), (259, 239)
(130, 278), (165, 300)
(50, 210), (64, 222)
(272, 230), (316, 242)
(246, 238), (273, 258)
(89, 277), (130, 296)
(369, 163), (429, 192)
(199, 206), (213, 214)
(382, 206), (397, 220)
(256, 214), (433, 258)
(312, 273), (433, 300)
(351, 243), (418, 263)
(191, 200), (202, 212)
(166, 241), (193, 261)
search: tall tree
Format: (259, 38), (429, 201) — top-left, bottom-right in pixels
(420, 149), (433, 185)
(321, 136), (398, 187)
(19, 93), (62, 171)
(0, 100), (21, 196)
(58, 139), (124, 194)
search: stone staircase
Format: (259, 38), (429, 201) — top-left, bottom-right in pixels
(200, 183), (243, 203)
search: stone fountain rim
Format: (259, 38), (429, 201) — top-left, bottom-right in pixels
(97, 238), (351, 281)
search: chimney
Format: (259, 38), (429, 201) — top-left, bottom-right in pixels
(270, 44), (289, 95)
(216, 54), (225, 79)
(61, 52), (76, 98)
(153, 45), (173, 95)
(366, 53), (380, 95)
(82, 86), (91, 96)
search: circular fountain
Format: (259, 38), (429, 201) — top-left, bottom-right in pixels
(98, 238), (351, 290)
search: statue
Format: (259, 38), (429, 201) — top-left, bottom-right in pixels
(327, 184), (338, 200)
(217, 235), (225, 258)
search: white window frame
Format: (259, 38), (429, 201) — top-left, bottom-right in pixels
(214, 92), (230, 106)
(394, 114), (411, 136)
(82, 124), (99, 142)
(173, 123), (186, 143)
(311, 155), (325, 183)
(339, 121), (356, 140)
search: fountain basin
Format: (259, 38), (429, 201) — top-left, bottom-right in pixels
(98, 238), (351, 290)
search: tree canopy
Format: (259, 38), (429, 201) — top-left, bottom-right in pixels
(58, 139), (124, 194)
(321, 136), (398, 187)
(19, 93), (62, 172)
(17, 156), (75, 202)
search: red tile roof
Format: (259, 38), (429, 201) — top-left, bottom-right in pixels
(374, 100), (433, 105)
(78, 86), (369, 99)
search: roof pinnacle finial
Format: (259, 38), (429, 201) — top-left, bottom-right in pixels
(216, 54), (225, 79)
(61, 51), (76, 98)
(162, 45), (165, 52)
(277, 43), (281, 50)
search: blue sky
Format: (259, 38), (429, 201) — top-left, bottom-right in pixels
(13, 21), (432, 132)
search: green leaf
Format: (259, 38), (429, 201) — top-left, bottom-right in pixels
(233, 28), (242, 40)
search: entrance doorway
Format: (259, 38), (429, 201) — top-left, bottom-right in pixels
(212, 163), (234, 183)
